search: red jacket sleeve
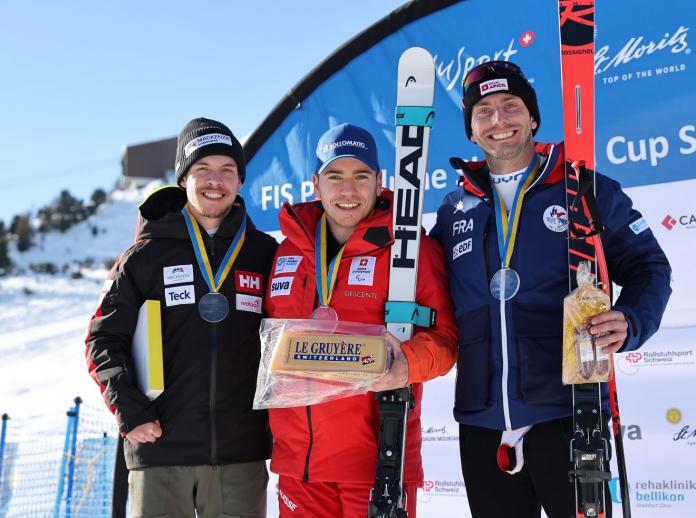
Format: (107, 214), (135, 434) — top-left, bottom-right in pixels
(401, 235), (458, 384)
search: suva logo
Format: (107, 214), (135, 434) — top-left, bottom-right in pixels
(270, 276), (293, 297)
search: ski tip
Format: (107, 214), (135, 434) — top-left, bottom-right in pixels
(399, 46), (433, 63)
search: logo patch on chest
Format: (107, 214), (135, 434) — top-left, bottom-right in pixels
(274, 255), (302, 274)
(164, 285), (195, 306)
(453, 238), (473, 260)
(163, 264), (194, 285)
(236, 270), (263, 294)
(348, 256), (376, 286)
(236, 294), (262, 313)
(543, 205), (569, 232)
(270, 276), (294, 297)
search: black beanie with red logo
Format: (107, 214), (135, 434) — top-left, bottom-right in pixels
(462, 64), (541, 140)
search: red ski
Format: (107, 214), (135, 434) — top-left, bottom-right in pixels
(558, 1), (631, 517)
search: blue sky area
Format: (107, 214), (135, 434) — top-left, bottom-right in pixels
(0, 0), (405, 224)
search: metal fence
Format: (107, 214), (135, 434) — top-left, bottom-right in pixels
(0, 398), (118, 518)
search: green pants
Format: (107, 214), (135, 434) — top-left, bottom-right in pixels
(128, 461), (268, 518)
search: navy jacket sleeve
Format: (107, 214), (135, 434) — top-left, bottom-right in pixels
(596, 174), (672, 352)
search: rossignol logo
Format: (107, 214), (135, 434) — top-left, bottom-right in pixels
(183, 133), (232, 158)
(595, 26), (690, 74)
(320, 140), (367, 154)
(562, 48), (593, 55)
(480, 78), (509, 95)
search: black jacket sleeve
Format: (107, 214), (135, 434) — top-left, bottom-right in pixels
(86, 242), (159, 434)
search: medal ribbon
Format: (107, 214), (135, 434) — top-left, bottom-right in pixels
(314, 213), (346, 307)
(182, 204), (246, 292)
(492, 155), (540, 268)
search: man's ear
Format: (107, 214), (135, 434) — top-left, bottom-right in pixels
(179, 175), (187, 189)
(312, 173), (321, 200)
(531, 119), (538, 130)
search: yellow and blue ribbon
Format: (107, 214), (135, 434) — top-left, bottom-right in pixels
(492, 155), (540, 268)
(314, 213), (345, 307)
(182, 204), (246, 293)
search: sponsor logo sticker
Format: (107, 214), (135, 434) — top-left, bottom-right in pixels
(270, 276), (294, 297)
(274, 255), (302, 274)
(236, 294), (262, 314)
(348, 256), (376, 286)
(480, 78), (509, 95)
(164, 285), (195, 307)
(629, 217), (649, 235)
(453, 238), (473, 260)
(667, 408), (682, 424)
(235, 270), (263, 294)
(662, 214), (677, 230)
(163, 264), (194, 285)
(543, 205), (569, 232)
(183, 133), (232, 158)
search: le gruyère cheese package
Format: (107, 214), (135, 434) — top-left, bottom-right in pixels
(270, 331), (388, 382)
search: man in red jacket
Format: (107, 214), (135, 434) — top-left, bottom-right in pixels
(264, 123), (458, 517)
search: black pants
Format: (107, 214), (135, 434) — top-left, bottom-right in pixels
(459, 417), (612, 518)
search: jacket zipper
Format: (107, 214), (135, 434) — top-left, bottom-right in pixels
(302, 286), (320, 482)
(208, 233), (218, 465)
(485, 199), (512, 431)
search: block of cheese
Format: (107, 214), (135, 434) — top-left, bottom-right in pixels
(270, 331), (388, 382)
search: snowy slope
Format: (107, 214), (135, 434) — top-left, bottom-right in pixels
(0, 185), (155, 418)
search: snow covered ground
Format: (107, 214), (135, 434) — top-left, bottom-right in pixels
(0, 186), (149, 418)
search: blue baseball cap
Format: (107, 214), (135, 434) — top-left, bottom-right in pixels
(315, 123), (380, 174)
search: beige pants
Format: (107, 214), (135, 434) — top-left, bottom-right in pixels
(128, 461), (268, 518)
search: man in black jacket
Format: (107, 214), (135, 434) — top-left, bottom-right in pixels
(87, 118), (278, 518)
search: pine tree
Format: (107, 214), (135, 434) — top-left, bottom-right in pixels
(0, 221), (11, 271)
(91, 188), (107, 208)
(14, 215), (33, 252)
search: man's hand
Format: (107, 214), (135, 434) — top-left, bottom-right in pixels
(590, 310), (628, 355)
(125, 420), (162, 444)
(371, 332), (409, 392)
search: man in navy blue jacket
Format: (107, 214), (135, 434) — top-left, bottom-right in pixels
(430, 61), (671, 518)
